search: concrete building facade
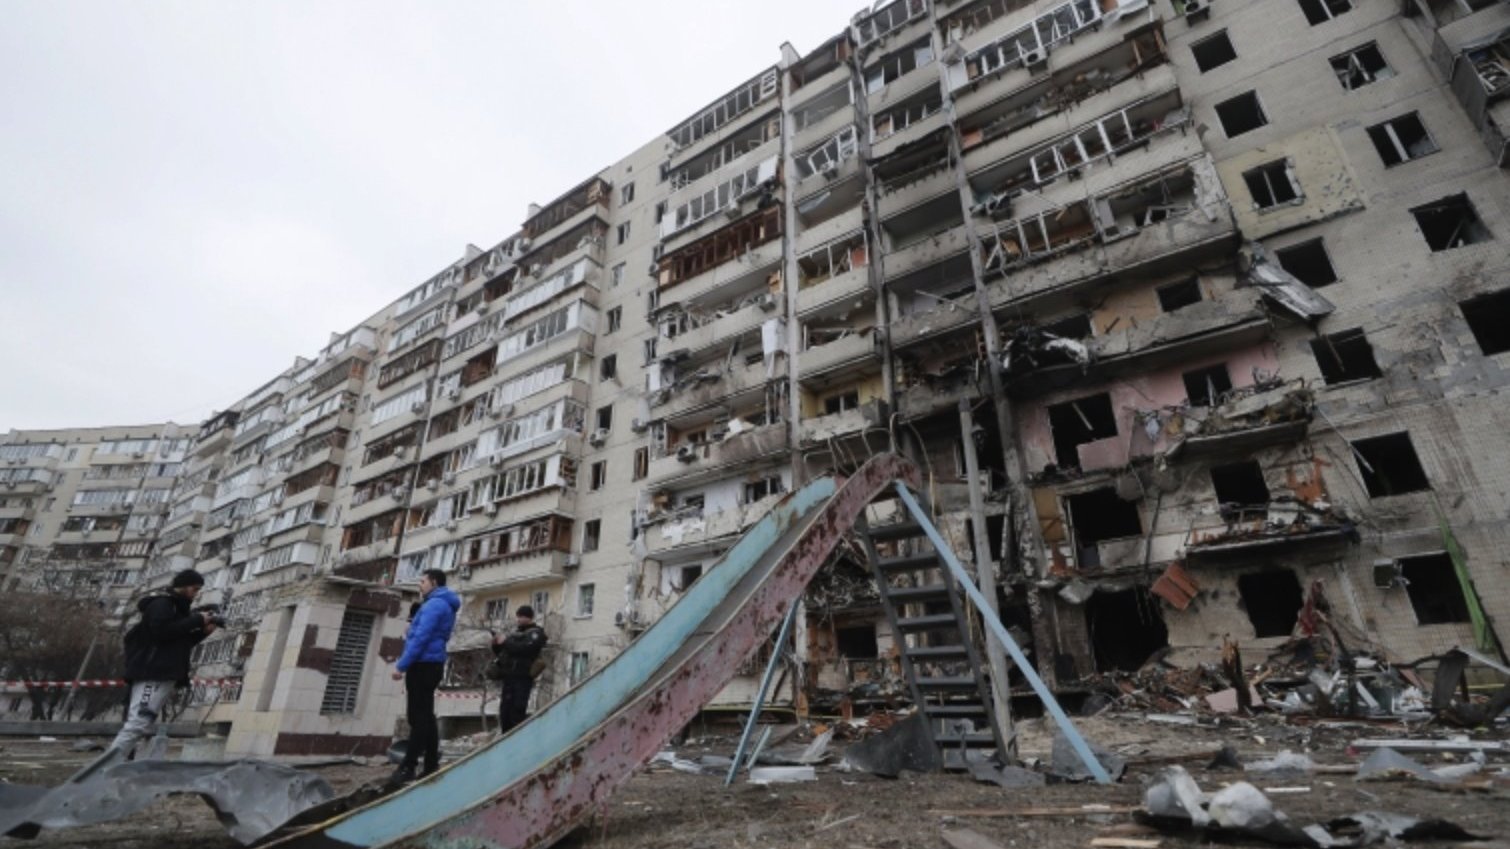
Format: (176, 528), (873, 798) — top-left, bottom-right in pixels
(4, 0), (1508, 754)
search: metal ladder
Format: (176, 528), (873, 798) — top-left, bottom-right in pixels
(856, 492), (1007, 770)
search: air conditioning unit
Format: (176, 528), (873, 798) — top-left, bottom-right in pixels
(459, 566), (473, 580)
(445, 387), (460, 401)
(490, 455), (506, 468)
(442, 472), (457, 485)
(528, 264), (544, 277)
(132, 451), (146, 458)
(724, 206), (742, 220)
(1182, 0), (1211, 23)
(1372, 559), (1404, 589)
(484, 503), (499, 517)
(588, 429), (609, 447)
(1021, 47), (1048, 68)
(630, 418), (648, 434)
(474, 302), (488, 315)
(757, 293), (778, 311)
(516, 237), (532, 252)
(676, 444), (698, 463)
(410, 401), (427, 414)
(563, 554), (581, 569)
(391, 486), (409, 501)
(394, 446), (409, 459)
(425, 478), (439, 491)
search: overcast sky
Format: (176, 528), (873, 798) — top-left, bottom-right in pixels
(1, 0), (862, 431)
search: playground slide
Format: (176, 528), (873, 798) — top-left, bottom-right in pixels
(268, 453), (920, 849)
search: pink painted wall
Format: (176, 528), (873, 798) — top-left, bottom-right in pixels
(1021, 341), (1281, 472)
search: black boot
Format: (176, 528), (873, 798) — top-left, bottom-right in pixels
(389, 762), (417, 785)
(418, 761), (440, 779)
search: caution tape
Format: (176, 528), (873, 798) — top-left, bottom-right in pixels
(1, 678), (243, 691)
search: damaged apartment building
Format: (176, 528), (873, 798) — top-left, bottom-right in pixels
(5, 0), (1510, 753)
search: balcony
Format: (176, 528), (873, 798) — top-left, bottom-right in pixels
(495, 326), (594, 386)
(1443, 30), (1510, 167)
(866, 56), (939, 116)
(666, 69), (780, 165)
(982, 157), (1238, 306)
(797, 330), (880, 382)
(890, 293), (979, 350)
(799, 399), (889, 446)
(896, 371), (983, 420)
(659, 230), (784, 307)
(793, 104), (857, 152)
(647, 424), (789, 489)
(464, 550), (568, 592)
(661, 301), (774, 365)
(796, 205), (865, 256)
(522, 176), (611, 243)
(1184, 502), (1356, 564)
(653, 359), (775, 425)
(884, 223), (973, 280)
(877, 157), (959, 221)
(1005, 290), (1271, 397)
(1164, 384), (1314, 462)
(644, 491), (787, 558)
(797, 266), (870, 318)
(0, 468), (54, 493)
(872, 105), (948, 161)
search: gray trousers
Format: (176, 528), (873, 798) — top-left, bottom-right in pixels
(110, 680), (175, 753)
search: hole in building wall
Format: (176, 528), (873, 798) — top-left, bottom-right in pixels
(1412, 194), (1492, 252)
(1459, 288), (1510, 355)
(1237, 569), (1305, 638)
(1046, 393), (1118, 469)
(1352, 432), (1431, 497)
(1182, 364), (1233, 407)
(1065, 488), (1142, 569)
(1039, 314), (1095, 366)
(835, 624), (880, 658)
(964, 514), (1008, 563)
(1399, 553), (1472, 625)
(1157, 278), (1203, 312)
(1086, 588), (1169, 672)
(1310, 328), (1383, 384)
(1214, 91), (1269, 138)
(1210, 460), (1271, 520)
(1191, 30), (1238, 73)
(1275, 238), (1339, 287)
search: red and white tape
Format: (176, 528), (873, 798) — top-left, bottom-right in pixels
(1, 678), (242, 691)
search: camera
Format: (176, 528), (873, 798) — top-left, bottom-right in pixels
(194, 605), (228, 628)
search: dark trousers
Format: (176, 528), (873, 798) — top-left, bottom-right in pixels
(498, 676), (534, 734)
(403, 662), (445, 770)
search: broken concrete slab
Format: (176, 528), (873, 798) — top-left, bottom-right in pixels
(967, 759), (1047, 788)
(841, 712), (941, 777)
(748, 766), (816, 784)
(0, 757), (335, 845)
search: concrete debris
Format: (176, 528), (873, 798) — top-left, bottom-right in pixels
(1140, 766), (1484, 848)
(968, 759), (1047, 788)
(748, 766), (816, 784)
(0, 754), (335, 845)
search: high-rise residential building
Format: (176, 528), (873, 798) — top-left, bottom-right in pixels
(4, 0), (1508, 756)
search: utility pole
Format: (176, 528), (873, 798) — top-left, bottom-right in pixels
(959, 399), (1016, 761)
(59, 628), (101, 720)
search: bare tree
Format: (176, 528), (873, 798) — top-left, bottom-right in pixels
(0, 590), (117, 720)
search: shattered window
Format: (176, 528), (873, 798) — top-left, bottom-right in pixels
(1182, 364), (1233, 407)
(1310, 328), (1382, 384)
(1243, 160), (1300, 209)
(1046, 393), (1117, 469)
(1065, 488), (1141, 568)
(1214, 91), (1268, 138)
(1352, 432), (1431, 497)
(1210, 461), (1271, 521)
(1191, 30), (1237, 73)
(1399, 553), (1472, 625)
(1275, 239), (1339, 287)
(1298, 0), (1351, 25)
(1411, 194), (1492, 251)
(1157, 278), (1203, 312)
(1367, 113), (1439, 167)
(1459, 288), (1510, 355)
(1330, 43), (1392, 91)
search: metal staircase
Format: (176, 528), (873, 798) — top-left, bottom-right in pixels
(857, 492), (1007, 770)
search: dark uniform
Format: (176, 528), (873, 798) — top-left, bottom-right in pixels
(492, 621), (547, 733)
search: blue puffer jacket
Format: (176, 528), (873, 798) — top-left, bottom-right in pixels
(396, 586), (460, 671)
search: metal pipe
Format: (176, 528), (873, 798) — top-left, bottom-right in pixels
(725, 600), (800, 786)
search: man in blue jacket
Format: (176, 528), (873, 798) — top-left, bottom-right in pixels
(390, 568), (459, 783)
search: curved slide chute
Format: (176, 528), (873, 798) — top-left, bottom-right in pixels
(269, 453), (920, 849)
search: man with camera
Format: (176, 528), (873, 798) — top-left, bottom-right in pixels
(110, 568), (217, 756)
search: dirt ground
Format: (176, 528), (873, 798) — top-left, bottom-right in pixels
(1, 714), (1506, 849)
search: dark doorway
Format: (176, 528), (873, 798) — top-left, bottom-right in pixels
(1065, 488), (1142, 568)
(1237, 570), (1305, 637)
(835, 625), (879, 658)
(1046, 393), (1117, 469)
(1087, 588), (1169, 672)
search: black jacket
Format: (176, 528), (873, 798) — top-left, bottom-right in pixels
(491, 624), (546, 679)
(122, 591), (209, 684)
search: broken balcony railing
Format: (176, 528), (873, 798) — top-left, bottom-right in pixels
(853, 0), (927, 49)
(1183, 502), (1356, 557)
